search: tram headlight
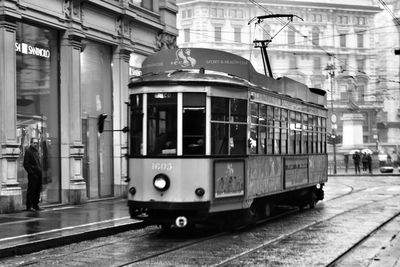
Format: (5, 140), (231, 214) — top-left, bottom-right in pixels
(153, 173), (170, 191)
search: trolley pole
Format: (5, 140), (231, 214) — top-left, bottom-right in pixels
(326, 63), (337, 174)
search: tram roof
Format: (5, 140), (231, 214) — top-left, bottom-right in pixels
(129, 48), (326, 107)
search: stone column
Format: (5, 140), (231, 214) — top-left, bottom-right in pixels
(60, 30), (87, 204)
(0, 20), (22, 213)
(341, 113), (364, 148)
(112, 45), (132, 197)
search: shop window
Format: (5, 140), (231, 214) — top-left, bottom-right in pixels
(16, 23), (60, 204)
(81, 41), (113, 198)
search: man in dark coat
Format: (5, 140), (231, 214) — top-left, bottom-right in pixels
(353, 151), (361, 174)
(23, 138), (43, 211)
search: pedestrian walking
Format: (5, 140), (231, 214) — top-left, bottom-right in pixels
(353, 151), (361, 174)
(362, 153), (367, 172)
(23, 137), (43, 211)
(366, 153), (372, 174)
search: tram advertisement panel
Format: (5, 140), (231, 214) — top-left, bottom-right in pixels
(284, 156), (309, 188)
(214, 160), (245, 198)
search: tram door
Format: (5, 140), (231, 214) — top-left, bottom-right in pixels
(80, 41), (113, 199)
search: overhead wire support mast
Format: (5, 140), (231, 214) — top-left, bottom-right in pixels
(248, 14), (303, 78)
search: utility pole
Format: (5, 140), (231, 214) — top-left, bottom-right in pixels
(325, 63), (337, 174)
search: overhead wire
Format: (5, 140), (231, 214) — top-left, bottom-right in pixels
(247, 0), (400, 85)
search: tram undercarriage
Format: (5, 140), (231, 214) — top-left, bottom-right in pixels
(128, 184), (325, 229)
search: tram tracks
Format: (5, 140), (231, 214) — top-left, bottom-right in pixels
(3, 181), (400, 267)
(211, 193), (400, 266)
(326, 211), (400, 267)
(117, 185), (400, 266)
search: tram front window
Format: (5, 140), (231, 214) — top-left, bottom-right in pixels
(183, 93), (206, 155)
(147, 93), (177, 155)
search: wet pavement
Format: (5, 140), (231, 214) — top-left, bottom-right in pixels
(0, 198), (143, 259)
(1, 174), (400, 266)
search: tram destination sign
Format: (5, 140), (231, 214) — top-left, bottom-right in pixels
(142, 48), (252, 82)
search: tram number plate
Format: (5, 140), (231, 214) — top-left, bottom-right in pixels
(151, 162), (172, 171)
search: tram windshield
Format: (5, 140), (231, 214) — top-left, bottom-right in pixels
(147, 93), (177, 155)
(129, 92), (206, 157)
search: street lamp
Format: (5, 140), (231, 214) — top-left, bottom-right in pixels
(325, 63), (337, 174)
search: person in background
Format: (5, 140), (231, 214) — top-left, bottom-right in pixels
(23, 138), (43, 211)
(366, 153), (372, 174)
(362, 153), (367, 172)
(353, 151), (361, 174)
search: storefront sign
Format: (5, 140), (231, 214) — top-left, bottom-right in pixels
(129, 67), (142, 76)
(15, 42), (50, 58)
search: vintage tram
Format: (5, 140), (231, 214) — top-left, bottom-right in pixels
(126, 48), (327, 228)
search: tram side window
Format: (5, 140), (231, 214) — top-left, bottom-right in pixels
(317, 117), (322, 154)
(322, 117), (327, 153)
(281, 109), (288, 154)
(289, 111), (295, 154)
(274, 107), (281, 154)
(130, 94), (143, 155)
(211, 97), (247, 155)
(295, 112), (302, 154)
(183, 93), (206, 155)
(147, 93), (177, 156)
(266, 105), (274, 154)
(259, 104), (267, 154)
(249, 102), (259, 154)
(313, 116), (318, 153)
(302, 113), (308, 154)
(308, 114), (313, 153)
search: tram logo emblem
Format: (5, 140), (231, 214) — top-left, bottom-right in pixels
(173, 48), (197, 68)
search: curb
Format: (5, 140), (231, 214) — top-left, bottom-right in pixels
(0, 220), (147, 259)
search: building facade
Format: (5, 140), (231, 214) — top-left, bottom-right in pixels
(176, 0), (387, 166)
(375, 0), (400, 149)
(0, 0), (177, 213)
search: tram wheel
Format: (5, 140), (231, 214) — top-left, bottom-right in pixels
(309, 190), (318, 209)
(248, 205), (258, 226)
(262, 202), (272, 218)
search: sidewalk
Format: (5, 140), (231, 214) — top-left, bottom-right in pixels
(328, 166), (400, 176)
(0, 198), (144, 259)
